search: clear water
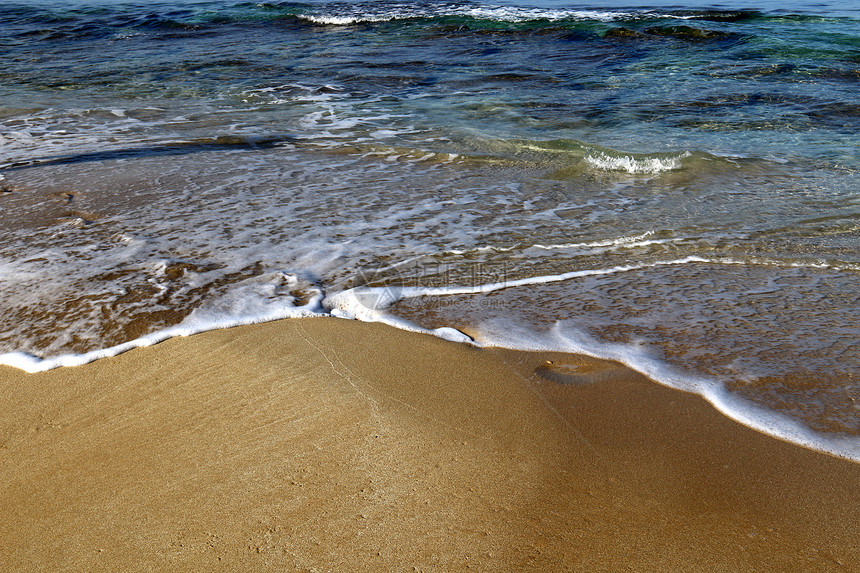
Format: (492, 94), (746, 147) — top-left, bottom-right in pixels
(1, 0), (858, 457)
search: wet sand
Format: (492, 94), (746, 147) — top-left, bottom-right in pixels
(1, 318), (858, 572)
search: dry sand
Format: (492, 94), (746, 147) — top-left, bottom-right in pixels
(1, 318), (858, 572)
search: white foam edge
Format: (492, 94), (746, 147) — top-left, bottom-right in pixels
(4, 243), (559, 373)
(472, 321), (860, 463)
(321, 257), (860, 462)
(4, 255), (854, 375)
(324, 256), (716, 309)
(324, 254), (846, 326)
(0, 295), (327, 374)
(4, 257), (859, 461)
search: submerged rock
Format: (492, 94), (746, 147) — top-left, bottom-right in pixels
(603, 27), (647, 39)
(604, 24), (738, 42)
(642, 25), (737, 41)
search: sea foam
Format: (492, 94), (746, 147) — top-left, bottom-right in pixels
(584, 152), (690, 174)
(4, 253), (860, 463)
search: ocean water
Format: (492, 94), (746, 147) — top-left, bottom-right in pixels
(1, 0), (858, 457)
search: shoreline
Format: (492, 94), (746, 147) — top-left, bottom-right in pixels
(5, 308), (858, 464)
(2, 317), (859, 571)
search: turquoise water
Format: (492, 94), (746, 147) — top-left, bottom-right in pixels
(0, 0), (858, 457)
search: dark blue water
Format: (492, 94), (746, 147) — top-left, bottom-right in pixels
(1, 0), (858, 457)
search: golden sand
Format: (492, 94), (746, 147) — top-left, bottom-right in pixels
(1, 318), (858, 572)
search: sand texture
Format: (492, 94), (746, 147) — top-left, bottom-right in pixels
(1, 318), (859, 572)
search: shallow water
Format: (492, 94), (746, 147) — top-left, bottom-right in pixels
(1, 0), (858, 457)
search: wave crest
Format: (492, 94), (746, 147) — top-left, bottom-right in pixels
(584, 151), (690, 174)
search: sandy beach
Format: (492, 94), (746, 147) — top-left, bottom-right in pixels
(1, 318), (858, 572)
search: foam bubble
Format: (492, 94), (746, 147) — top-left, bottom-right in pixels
(584, 152), (690, 174)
